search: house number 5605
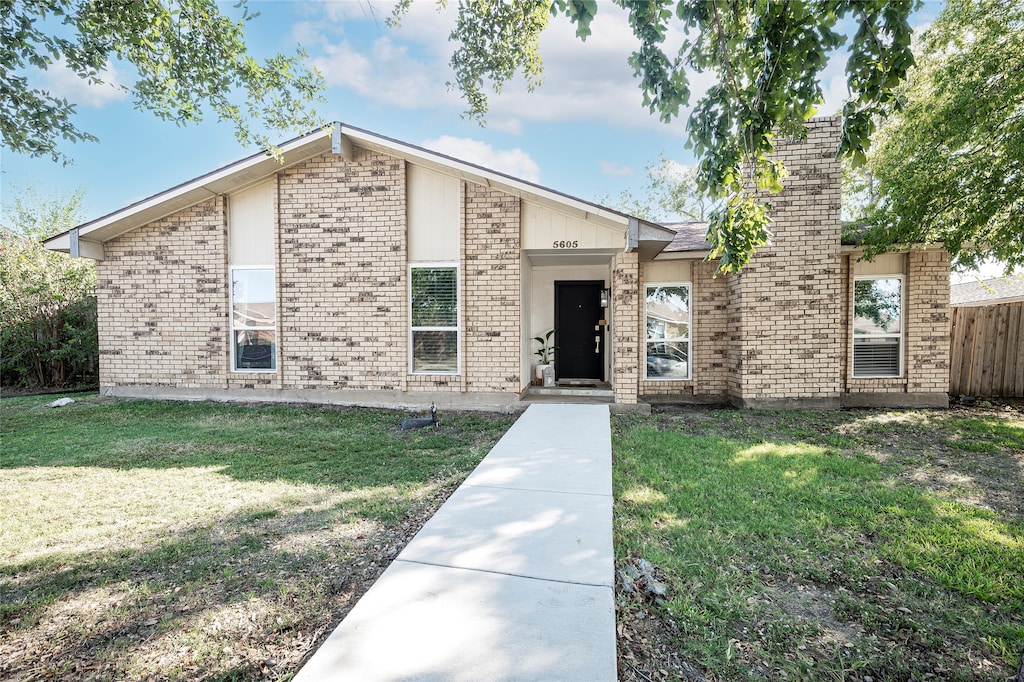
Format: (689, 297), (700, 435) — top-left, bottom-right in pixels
(553, 240), (579, 248)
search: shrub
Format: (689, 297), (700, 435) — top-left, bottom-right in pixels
(0, 189), (98, 390)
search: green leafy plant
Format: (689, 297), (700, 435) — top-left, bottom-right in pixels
(0, 188), (97, 389)
(2, 0), (325, 163)
(533, 329), (555, 364)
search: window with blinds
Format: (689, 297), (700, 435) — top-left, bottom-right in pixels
(410, 265), (458, 374)
(853, 276), (903, 378)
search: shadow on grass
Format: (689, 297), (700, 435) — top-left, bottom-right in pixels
(0, 395), (517, 680)
(0, 395), (514, 490)
(613, 408), (1024, 680)
(1, 483), (448, 680)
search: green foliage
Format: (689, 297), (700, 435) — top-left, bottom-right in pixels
(533, 329), (554, 364)
(600, 155), (719, 222)
(405, 0), (919, 273)
(841, 157), (880, 224)
(862, 0), (1024, 272)
(0, 0), (325, 163)
(0, 189), (97, 389)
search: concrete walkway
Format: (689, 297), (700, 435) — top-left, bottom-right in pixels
(293, 403), (616, 682)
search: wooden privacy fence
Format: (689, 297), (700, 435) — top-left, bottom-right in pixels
(949, 302), (1024, 397)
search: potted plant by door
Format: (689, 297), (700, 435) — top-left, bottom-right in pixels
(533, 330), (556, 387)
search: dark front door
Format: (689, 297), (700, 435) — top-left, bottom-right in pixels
(554, 280), (605, 381)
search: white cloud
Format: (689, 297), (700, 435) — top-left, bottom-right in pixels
(421, 136), (541, 182)
(38, 58), (129, 108)
(300, 1), (692, 134)
(489, 118), (525, 135)
(313, 36), (460, 110)
(599, 160), (633, 177)
(655, 159), (697, 181)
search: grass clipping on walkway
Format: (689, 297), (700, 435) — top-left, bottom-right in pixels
(613, 406), (1024, 682)
(0, 396), (514, 681)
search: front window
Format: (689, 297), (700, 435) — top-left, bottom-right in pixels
(231, 267), (276, 371)
(645, 284), (690, 380)
(410, 265), (458, 374)
(853, 276), (903, 377)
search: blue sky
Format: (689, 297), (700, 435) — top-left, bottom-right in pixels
(2, 1), (948, 236)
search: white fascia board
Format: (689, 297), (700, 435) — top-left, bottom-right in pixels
(46, 232), (105, 260)
(653, 250), (712, 261)
(340, 125), (631, 230)
(841, 243), (944, 254)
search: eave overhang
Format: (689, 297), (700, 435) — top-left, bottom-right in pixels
(43, 122), (653, 259)
(44, 128), (335, 256)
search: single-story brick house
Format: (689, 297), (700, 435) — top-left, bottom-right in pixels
(45, 117), (950, 410)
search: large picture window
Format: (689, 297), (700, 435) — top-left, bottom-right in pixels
(853, 276), (903, 377)
(645, 284), (690, 380)
(410, 265), (458, 374)
(231, 267), (276, 371)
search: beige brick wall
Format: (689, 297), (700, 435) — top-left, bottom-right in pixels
(97, 146), (527, 402)
(462, 182), (521, 393)
(906, 250), (951, 393)
(612, 251), (640, 404)
(729, 117), (844, 403)
(277, 147), (407, 392)
(97, 197), (228, 389)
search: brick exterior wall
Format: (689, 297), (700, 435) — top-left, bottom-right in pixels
(462, 182), (521, 393)
(724, 117), (844, 406)
(612, 251), (640, 404)
(96, 145), (528, 407)
(97, 197), (228, 390)
(906, 251), (951, 394)
(92, 123), (948, 410)
(277, 147), (407, 392)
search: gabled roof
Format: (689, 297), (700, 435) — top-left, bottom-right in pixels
(950, 276), (1024, 306)
(44, 122), (674, 258)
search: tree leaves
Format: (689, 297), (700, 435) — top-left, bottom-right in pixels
(0, 0), (324, 164)
(429, 0), (918, 273)
(862, 0), (1024, 271)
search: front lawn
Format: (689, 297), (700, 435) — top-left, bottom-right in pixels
(614, 404), (1024, 681)
(0, 395), (514, 681)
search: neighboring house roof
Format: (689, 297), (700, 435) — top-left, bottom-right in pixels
(950, 276), (1024, 306)
(44, 122), (675, 259)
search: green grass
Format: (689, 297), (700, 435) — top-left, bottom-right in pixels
(0, 394), (514, 681)
(613, 406), (1024, 681)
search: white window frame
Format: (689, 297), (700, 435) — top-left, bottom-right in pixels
(644, 282), (692, 381)
(852, 274), (904, 378)
(230, 265), (277, 373)
(409, 262), (460, 375)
